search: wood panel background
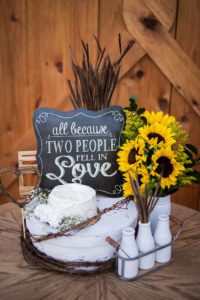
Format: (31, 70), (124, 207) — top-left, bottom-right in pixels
(0, 0), (199, 209)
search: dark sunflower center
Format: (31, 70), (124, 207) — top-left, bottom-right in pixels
(155, 156), (173, 178)
(128, 148), (138, 164)
(147, 133), (165, 143)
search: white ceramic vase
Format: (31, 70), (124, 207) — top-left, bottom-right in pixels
(154, 215), (172, 263)
(118, 227), (139, 279)
(150, 195), (171, 234)
(136, 221), (155, 270)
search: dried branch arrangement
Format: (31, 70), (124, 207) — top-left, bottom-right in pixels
(68, 35), (134, 110)
(129, 174), (161, 223)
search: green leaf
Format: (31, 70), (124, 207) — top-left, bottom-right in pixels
(130, 101), (138, 111)
(185, 144), (198, 156)
(129, 95), (137, 103)
(120, 133), (127, 144)
(129, 96), (138, 111)
(184, 149), (195, 164)
(141, 116), (147, 124)
(137, 107), (145, 115)
(160, 186), (179, 197)
(185, 170), (200, 183)
(166, 188), (179, 195)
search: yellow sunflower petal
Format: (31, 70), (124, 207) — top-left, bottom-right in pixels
(117, 139), (145, 172)
(122, 180), (134, 198)
(151, 148), (184, 189)
(143, 111), (175, 126)
(139, 123), (176, 147)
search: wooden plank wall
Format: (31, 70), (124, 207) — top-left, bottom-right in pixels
(0, 0), (199, 209)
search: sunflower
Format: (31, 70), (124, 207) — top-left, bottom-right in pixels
(122, 168), (149, 197)
(122, 171), (136, 198)
(142, 111), (175, 126)
(139, 123), (176, 148)
(137, 165), (150, 193)
(151, 148), (185, 189)
(117, 138), (145, 172)
(122, 180), (134, 198)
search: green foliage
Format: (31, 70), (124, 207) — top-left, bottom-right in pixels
(119, 96), (200, 198)
(159, 186), (179, 197)
(186, 143), (199, 156)
(120, 132), (126, 144)
(60, 216), (83, 231)
(183, 148), (195, 167)
(122, 97), (147, 141)
(127, 97), (146, 117)
(137, 107), (145, 115)
(29, 188), (50, 204)
(169, 122), (188, 144)
(129, 96), (138, 111)
(129, 95), (137, 103)
(185, 170), (200, 184)
(25, 188), (51, 217)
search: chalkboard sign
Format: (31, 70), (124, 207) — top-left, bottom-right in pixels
(33, 106), (125, 197)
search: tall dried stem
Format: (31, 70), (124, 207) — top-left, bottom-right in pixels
(129, 174), (161, 223)
(68, 35), (134, 110)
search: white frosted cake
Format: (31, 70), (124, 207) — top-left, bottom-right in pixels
(48, 184), (97, 219)
(33, 184), (97, 228)
(25, 183), (137, 264)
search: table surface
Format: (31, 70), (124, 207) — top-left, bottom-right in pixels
(0, 202), (200, 300)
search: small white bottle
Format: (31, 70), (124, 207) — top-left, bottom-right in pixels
(136, 221), (155, 269)
(118, 227), (139, 279)
(154, 214), (172, 263)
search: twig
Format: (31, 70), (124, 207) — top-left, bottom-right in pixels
(106, 236), (131, 258)
(67, 36), (134, 110)
(31, 198), (130, 242)
(129, 174), (144, 222)
(148, 178), (161, 215)
(135, 174), (147, 223)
